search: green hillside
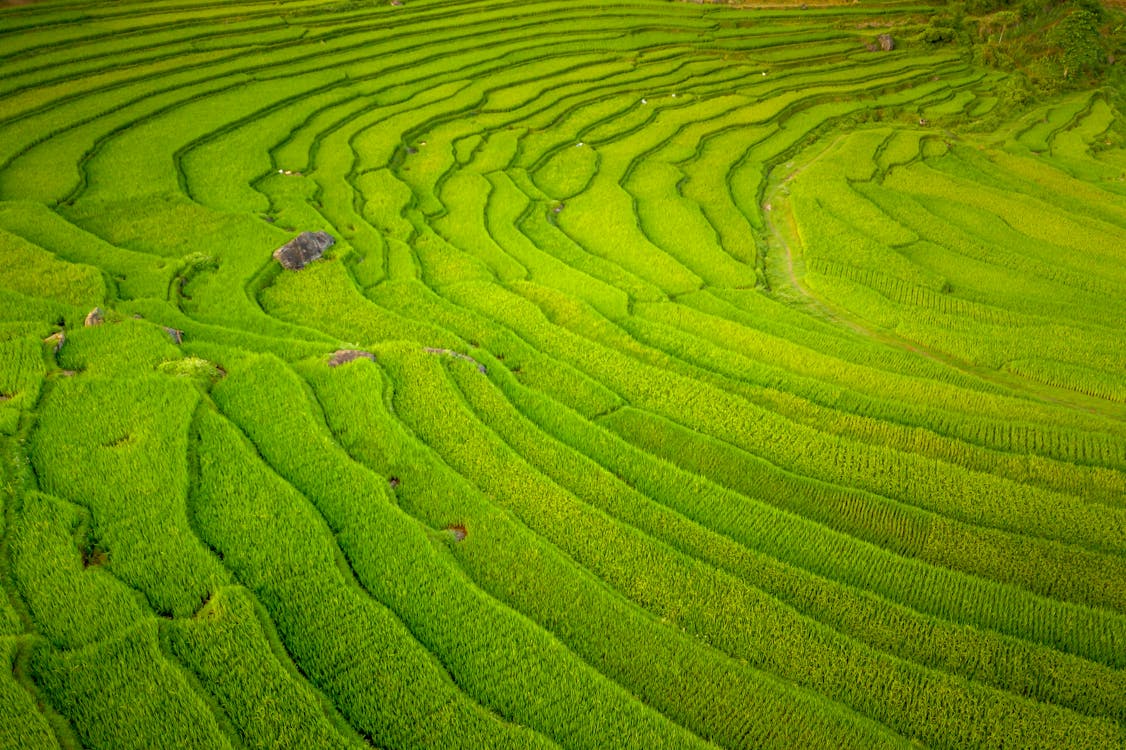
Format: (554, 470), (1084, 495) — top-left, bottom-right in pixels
(0, 0), (1124, 748)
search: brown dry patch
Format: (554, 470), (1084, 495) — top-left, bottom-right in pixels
(329, 349), (376, 367)
(82, 545), (108, 568)
(446, 524), (467, 542)
(423, 347), (487, 374)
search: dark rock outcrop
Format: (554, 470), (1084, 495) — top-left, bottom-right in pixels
(273, 231), (335, 270)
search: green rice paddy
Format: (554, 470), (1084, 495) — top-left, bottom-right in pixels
(1, 0), (1125, 748)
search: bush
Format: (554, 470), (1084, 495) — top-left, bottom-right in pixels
(1052, 9), (1103, 78)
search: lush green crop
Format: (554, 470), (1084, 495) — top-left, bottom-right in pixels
(1, 0), (1124, 747)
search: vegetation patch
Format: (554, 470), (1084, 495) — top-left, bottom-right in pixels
(0, 0), (1124, 747)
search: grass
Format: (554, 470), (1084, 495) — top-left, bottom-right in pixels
(0, 0), (1124, 747)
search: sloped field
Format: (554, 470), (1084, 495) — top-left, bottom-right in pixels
(1, 0), (1125, 748)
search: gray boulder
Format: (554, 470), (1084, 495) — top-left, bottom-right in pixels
(273, 231), (335, 270)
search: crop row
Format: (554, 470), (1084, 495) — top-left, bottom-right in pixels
(2, 0), (1124, 746)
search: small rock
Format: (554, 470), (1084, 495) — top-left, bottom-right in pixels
(84, 307), (104, 327)
(389, 476), (400, 489)
(328, 349), (376, 367)
(878, 33), (895, 52)
(273, 231), (335, 270)
(44, 331), (65, 353)
(164, 327), (184, 345)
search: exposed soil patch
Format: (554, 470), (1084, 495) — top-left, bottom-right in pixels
(82, 545), (108, 568)
(446, 524), (467, 542)
(329, 349), (376, 367)
(424, 347), (487, 374)
(388, 476), (400, 489)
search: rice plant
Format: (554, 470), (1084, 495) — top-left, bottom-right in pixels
(1, 0), (1124, 747)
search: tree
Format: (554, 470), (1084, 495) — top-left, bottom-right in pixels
(1051, 9), (1103, 79)
(983, 9), (1020, 42)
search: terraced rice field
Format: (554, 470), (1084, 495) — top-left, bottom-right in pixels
(1, 0), (1125, 748)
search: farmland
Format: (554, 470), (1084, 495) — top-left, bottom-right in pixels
(1, 0), (1125, 747)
